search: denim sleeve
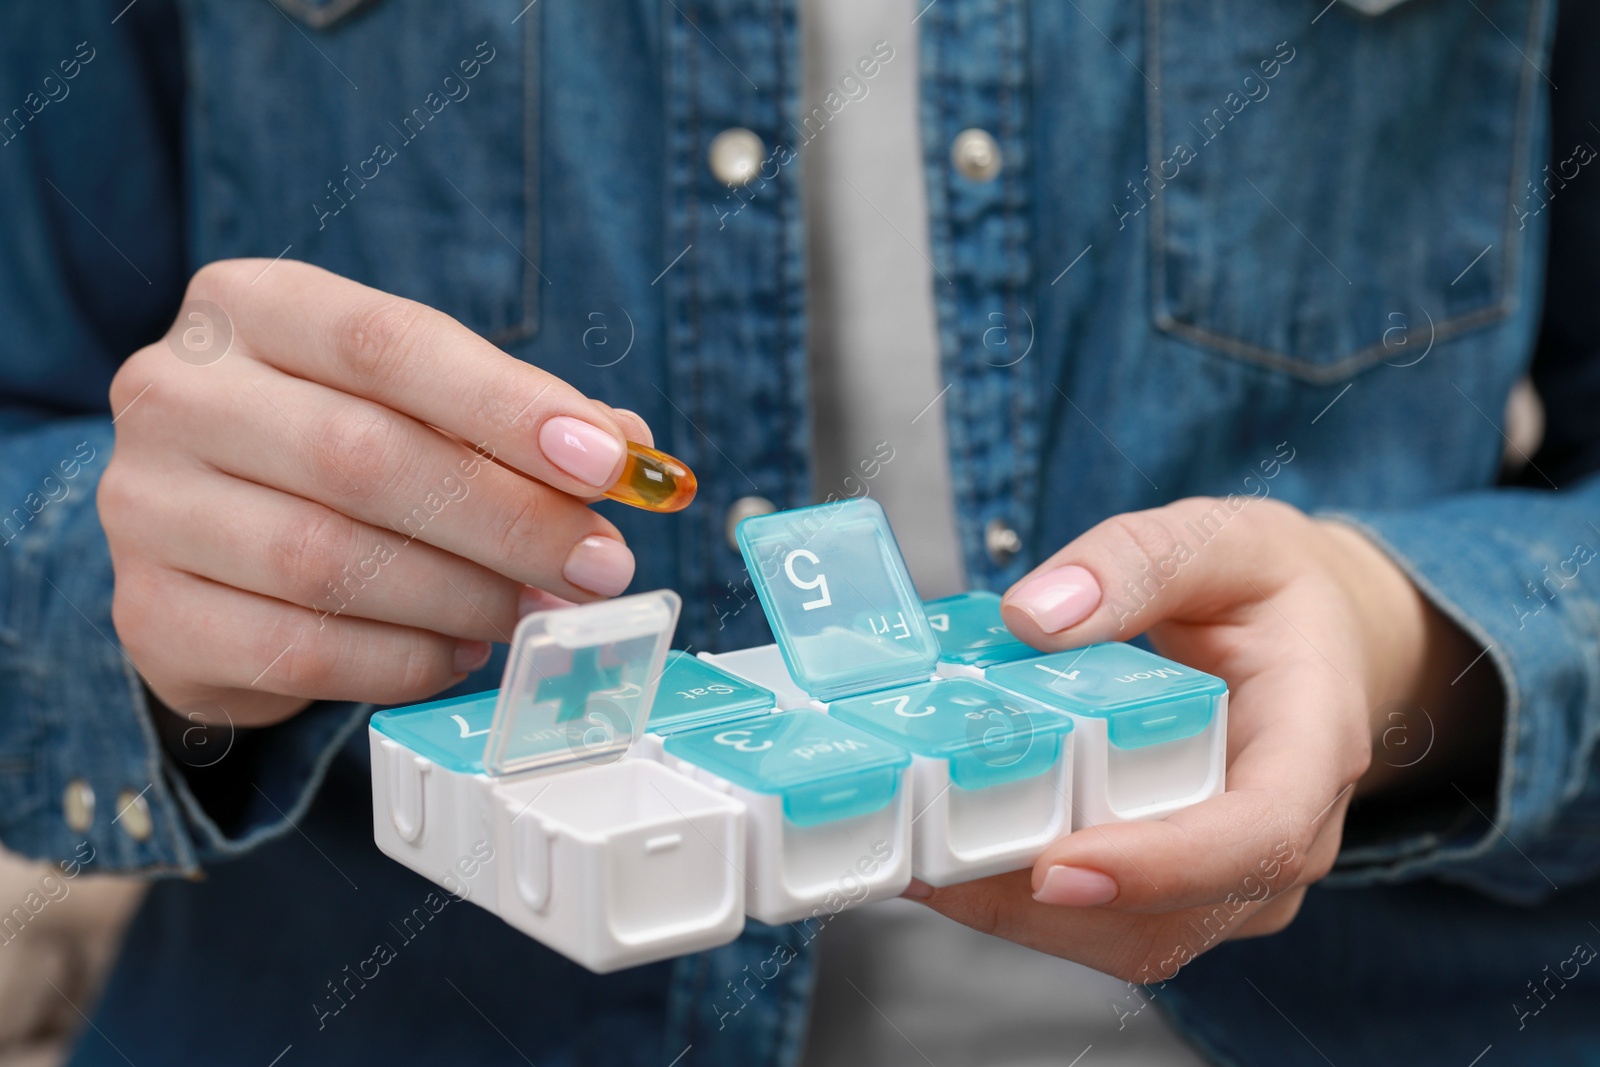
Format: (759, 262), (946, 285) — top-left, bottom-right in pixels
(0, 1), (367, 877)
(1321, 486), (1600, 904)
(0, 417), (373, 875)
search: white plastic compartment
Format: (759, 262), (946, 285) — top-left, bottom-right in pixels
(662, 710), (914, 923)
(983, 644), (1229, 827)
(491, 758), (745, 972)
(368, 691), (502, 909)
(828, 677), (1075, 886)
(370, 590), (750, 973)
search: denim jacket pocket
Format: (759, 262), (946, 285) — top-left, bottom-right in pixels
(1145, 0), (1549, 383)
(184, 0), (539, 343)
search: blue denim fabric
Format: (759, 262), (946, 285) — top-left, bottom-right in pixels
(2, 0), (1596, 1064)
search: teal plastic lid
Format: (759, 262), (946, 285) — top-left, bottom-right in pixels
(485, 590), (681, 776)
(371, 690), (498, 775)
(735, 499), (939, 702)
(646, 651), (776, 736)
(830, 677), (1072, 790)
(663, 709), (911, 827)
(985, 644), (1224, 749)
(923, 591), (1035, 667)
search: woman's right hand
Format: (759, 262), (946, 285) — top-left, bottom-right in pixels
(99, 259), (649, 727)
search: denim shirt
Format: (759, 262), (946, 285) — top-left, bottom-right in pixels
(4, 0), (1598, 1064)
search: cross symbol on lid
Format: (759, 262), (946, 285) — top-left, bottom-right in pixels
(534, 645), (623, 723)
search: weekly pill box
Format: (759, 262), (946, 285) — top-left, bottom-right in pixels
(370, 591), (746, 973)
(662, 709), (914, 923)
(369, 499), (1230, 972)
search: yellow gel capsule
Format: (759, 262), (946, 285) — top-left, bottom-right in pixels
(603, 442), (698, 513)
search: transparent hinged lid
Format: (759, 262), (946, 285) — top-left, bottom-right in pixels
(735, 499), (940, 702)
(485, 590), (681, 777)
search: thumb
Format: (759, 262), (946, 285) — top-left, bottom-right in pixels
(1001, 496), (1301, 649)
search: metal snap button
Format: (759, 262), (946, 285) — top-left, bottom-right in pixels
(951, 128), (1002, 182)
(63, 779), (95, 833)
(114, 788), (154, 842)
(708, 128), (766, 187)
(985, 517), (1022, 564)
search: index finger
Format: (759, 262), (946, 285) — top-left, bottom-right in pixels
(191, 259), (632, 499)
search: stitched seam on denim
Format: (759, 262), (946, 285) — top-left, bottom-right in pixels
(114, 641), (201, 872)
(269, 0), (375, 32)
(999, 0), (1023, 568)
(1491, 0), (1551, 338)
(686, 0), (710, 639)
(488, 1), (543, 346)
(1155, 302), (1511, 385)
(179, 0), (215, 275)
(771, 0), (805, 517)
(767, 930), (799, 1067)
(168, 702), (372, 861)
(1011, 0), (1037, 572)
(921, 3), (982, 582)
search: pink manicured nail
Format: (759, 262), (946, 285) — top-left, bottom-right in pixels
(1008, 565), (1101, 633)
(563, 536), (635, 597)
(902, 879), (934, 900)
(454, 640), (492, 674)
(1034, 865), (1119, 907)
(539, 416), (625, 488)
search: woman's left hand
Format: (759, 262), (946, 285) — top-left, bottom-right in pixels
(905, 496), (1497, 983)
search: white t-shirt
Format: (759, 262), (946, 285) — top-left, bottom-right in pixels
(803, 0), (965, 600)
(799, 3), (1205, 1063)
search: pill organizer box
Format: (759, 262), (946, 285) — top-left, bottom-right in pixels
(369, 497), (1229, 972)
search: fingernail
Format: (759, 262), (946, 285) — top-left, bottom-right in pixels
(1008, 565), (1101, 633)
(563, 536), (636, 597)
(1033, 865), (1119, 907)
(517, 587), (575, 618)
(539, 416), (625, 488)
(454, 640), (492, 674)
(902, 879), (934, 900)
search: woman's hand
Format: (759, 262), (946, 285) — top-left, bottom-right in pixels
(100, 260), (650, 728)
(906, 496), (1498, 982)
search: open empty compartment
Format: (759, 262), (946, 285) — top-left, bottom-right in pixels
(491, 759), (746, 968)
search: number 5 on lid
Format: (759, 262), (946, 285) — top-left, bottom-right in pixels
(734, 499), (940, 702)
